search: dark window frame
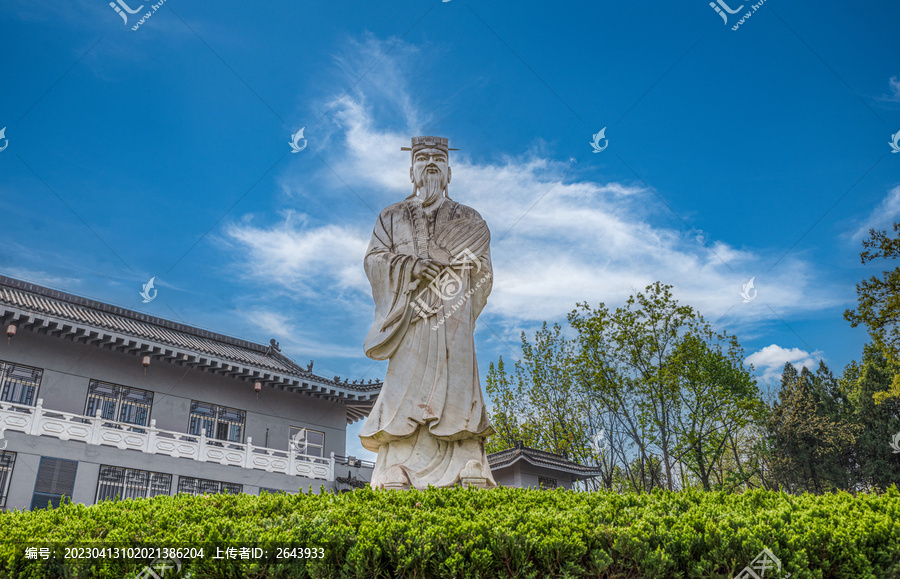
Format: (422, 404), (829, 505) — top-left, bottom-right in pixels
(95, 465), (172, 502)
(0, 451), (16, 508)
(538, 476), (558, 489)
(0, 361), (43, 407)
(188, 401), (245, 444)
(84, 380), (154, 430)
(289, 426), (325, 457)
(176, 476), (242, 496)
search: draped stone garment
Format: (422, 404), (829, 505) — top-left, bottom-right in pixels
(360, 196), (496, 489)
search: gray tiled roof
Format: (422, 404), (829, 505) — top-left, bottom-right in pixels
(0, 274), (381, 422)
(487, 444), (603, 479)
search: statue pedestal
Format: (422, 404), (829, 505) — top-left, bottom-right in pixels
(460, 477), (490, 489)
(458, 460), (492, 489)
(381, 482), (411, 491)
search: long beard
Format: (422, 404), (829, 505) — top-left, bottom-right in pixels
(414, 166), (447, 206)
(422, 171), (444, 205)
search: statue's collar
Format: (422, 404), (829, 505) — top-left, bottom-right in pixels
(403, 195), (455, 215)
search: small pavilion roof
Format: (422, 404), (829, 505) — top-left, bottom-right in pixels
(488, 442), (603, 480)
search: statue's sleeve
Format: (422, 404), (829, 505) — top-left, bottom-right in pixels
(431, 212), (493, 321)
(470, 244), (492, 321)
(363, 209), (417, 360)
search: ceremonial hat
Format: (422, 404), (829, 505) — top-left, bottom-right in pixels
(401, 136), (459, 156)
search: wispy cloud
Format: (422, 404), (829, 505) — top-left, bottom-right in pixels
(849, 185), (900, 241)
(224, 210), (370, 299)
(877, 76), (900, 103)
(240, 307), (364, 360)
(223, 35), (844, 347)
(0, 267), (82, 290)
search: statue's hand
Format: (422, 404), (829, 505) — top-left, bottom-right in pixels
(412, 258), (441, 284)
(427, 241), (453, 266)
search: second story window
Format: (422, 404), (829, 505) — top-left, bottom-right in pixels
(0, 362), (43, 407)
(188, 401), (245, 444)
(84, 381), (153, 428)
(289, 426), (325, 457)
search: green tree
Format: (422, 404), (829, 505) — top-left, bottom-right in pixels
(569, 282), (763, 492)
(764, 363), (858, 493)
(568, 282), (694, 491)
(484, 323), (585, 456)
(844, 223), (900, 402)
(668, 333), (763, 490)
(484, 282), (765, 493)
(842, 345), (900, 490)
(484, 323), (614, 490)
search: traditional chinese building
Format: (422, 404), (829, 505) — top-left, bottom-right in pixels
(0, 274), (381, 510)
(487, 442), (602, 490)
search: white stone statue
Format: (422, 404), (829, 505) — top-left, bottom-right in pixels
(360, 136), (497, 490)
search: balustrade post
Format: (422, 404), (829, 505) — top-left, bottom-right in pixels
(288, 443), (296, 477)
(29, 398), (44, 435)
(90, 410), (102, 445)
(145, 419), (157, 454)
(328, 452), (335, 481)
(197, 428), (207, 462)
(244, 437), (253, 469)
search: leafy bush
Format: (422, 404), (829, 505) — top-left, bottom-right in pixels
(1, 486), (898, 578)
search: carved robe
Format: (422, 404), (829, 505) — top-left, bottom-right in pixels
(360, 195), (496, 489)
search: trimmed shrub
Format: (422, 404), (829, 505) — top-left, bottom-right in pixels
(1, 486), (898, 578)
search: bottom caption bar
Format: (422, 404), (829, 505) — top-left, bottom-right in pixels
(9, 544), (328, 578)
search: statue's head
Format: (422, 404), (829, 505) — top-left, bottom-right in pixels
(405, 136), (454, 205)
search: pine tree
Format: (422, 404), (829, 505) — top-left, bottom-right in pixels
(765, 363), (857, 493)
(844, 346), (900, 490)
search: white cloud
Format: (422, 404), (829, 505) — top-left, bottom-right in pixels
(850, 185), (900, 241)
(878, 76), (900, 103)
(240, 307), (364, 360)
(745, 344), (825, 386)
(225, 35), (844, 345)
(223, 210), (370, 299)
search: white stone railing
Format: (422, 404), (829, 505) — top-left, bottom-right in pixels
(0, 398), (335, 482)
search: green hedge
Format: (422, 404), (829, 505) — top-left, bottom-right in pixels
(1, 486), (899, 578)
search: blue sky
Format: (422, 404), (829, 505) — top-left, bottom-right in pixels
(2, 0), (899, 459)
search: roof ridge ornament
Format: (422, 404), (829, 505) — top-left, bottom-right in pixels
(265, 339), (281, 356)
